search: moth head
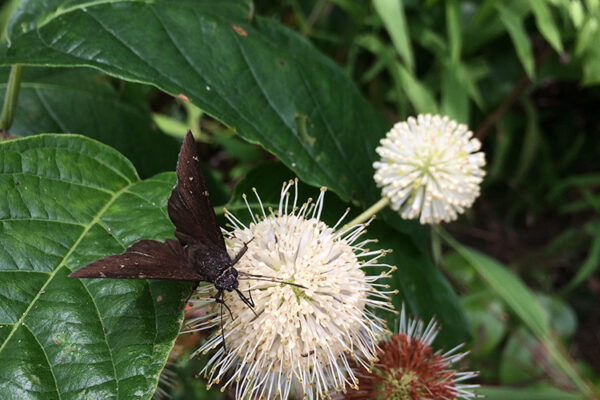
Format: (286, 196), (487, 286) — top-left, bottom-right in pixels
(214, 267), (239, 292)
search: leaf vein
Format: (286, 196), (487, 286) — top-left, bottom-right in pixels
(2, 172), (117, 195)
(33, 87), (70, 133)
(22, 323), (62, 400)
(0, 217), (85, 226)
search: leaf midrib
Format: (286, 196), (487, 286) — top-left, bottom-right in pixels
(0, 179), (137, 397)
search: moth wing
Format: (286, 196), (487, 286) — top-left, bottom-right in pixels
(69, 239), (204, 281)
(167, 130), (227, 252)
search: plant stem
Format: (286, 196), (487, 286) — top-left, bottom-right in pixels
(475, 46), (552, 141)
(431, 227), (442, 265)
(343, 197), (390, 230)
(0, 65), (24, 132)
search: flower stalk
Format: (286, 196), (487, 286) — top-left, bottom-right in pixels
(0, 65), (24, 132)
(343, 196), (390, 231)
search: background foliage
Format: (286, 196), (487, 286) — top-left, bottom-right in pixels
(0, 0), (598, 399)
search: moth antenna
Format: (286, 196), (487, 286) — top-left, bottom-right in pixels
(237, 273), (307, 289)
(239, 277), (307, 289)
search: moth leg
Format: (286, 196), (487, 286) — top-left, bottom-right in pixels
(214, 290), (233, 351)
(214, 290), (234, 320)
(235, 289), (258, 317)
(247, 288), (255, 308)
(219, 300), (226, 352)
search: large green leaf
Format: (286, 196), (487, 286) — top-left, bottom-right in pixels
(0, 134), (191, 400)
(220, 162), (470, 347)
(0, 0), (390, 208)
(0, 67), (180, 178)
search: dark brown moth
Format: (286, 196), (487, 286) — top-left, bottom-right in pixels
(70, 130), (257, 312)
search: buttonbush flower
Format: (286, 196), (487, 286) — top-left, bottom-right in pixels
(185, 180), (396, 399)
(373, 114), (486, 224)
(344, 305), (479, 400)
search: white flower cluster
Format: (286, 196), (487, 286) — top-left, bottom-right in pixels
(186, 180), (396, 399)
(373, 114), (486, 224)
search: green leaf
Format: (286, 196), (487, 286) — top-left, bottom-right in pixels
(529, 0), (564, 52)
(458, 61), (486, 109)
(0, 67), (181, 178)
(440, 231), (595, 397)
(574, 16), (597, 56)
(0, 0), (20, 41)
(515, 97), (541, 182)
(0, 134), (191, 400)
(391, 64), (439, 114)
(440, 60), (469, 123)
(496, 3), (535, 77)
(445, 0), (462, 62)
(373, 0), (414, 71)
(579, 21), (600, 86)
(354, 33), (436, 115)
(568, 0), (585, 28)
(440, 230), (549, 338)
(222, 162), (470, 347)
(461, 289), (507, 356)
(374, 224), (470, 347)
(0, 0), (391, 209)
(410, 23), (448, 57)
(562, 221), (600, 293)
(499, 326), (546, 384)
(477, 385), (585, 400)
(537, 294), (577, 339)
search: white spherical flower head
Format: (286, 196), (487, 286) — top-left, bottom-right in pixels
(373, 114), (486, 224)
(186, 180), (396, 400)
